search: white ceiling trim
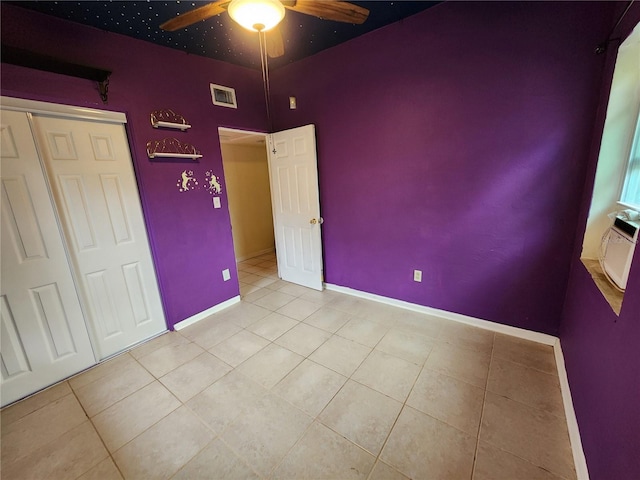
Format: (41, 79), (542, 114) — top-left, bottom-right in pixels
(218, 127), (267, 146)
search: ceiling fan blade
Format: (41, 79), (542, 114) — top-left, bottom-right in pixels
(160, 0), (230, 31)
(266, 26), (285, 58)
(284, 0), (369, 24)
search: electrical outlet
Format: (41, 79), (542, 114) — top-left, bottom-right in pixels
(222, 268), (231, 281)
(213, 197), (221, 209)
(413, 269), (422, 282)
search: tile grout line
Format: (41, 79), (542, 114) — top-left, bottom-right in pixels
(10, 275), (574, 479)
(265, 316), (392, 478)
(198, 292), (562, 478)
(473, 338), (574, 479)
(72, 354), (155, 416)
(264, 414), (316, 479)
(104, 367), (214, 478)
(176, 289), (537, 478)
(67, 380), (126, 480)
(180, 308), (307, 480)
(217, 434), (267, 479)
(166, 401), (230, 480)
(493, 352), (560, 377)
(166, 372), (240, 480)
(363, 327), (442, 480)
(1, 388), (82, 472)
(258, 300), (490, 480)
(471, 332), (496, 480)
(77, 352), (189, 476)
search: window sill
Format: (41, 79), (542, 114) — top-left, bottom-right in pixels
(581, 258), (623, 315)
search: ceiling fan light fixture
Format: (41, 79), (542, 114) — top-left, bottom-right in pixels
(227, 0), (285, 32)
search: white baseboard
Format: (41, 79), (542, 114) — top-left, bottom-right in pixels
(324, 282), (587, 478)
(324, 283), (557, 345)
(554, 340), (589, 480)
(236, 248), (275, 263)
(173, 296), (241, 331)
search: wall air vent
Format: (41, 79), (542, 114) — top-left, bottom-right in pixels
(210, 83), (237, 109)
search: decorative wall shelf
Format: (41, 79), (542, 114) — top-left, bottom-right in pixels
(147, 138), (202, 160)
(149, 152), (202, 159)
(150, 109), (191, 131)
(153, 121), (191, 131)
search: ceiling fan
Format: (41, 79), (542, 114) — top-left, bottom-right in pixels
(160, 0), (370, 58)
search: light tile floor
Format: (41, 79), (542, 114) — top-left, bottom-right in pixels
(1, 252), (576, 479)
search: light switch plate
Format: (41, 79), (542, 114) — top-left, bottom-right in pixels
(413, 270), (422, 282)
(213, 197), (221, 209)
(222, 269), (231, 281)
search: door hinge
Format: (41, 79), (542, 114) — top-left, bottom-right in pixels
(268, 135), (276, 155)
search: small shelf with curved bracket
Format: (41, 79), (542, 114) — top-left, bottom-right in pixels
(150, 109), (191, 131)
(147, 138), (202, 160)
(149, 152), (202, 159)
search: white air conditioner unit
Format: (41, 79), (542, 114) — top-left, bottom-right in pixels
(602, 216), (639, 290)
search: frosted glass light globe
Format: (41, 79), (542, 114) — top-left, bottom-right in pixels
(227, 0), (285, 32)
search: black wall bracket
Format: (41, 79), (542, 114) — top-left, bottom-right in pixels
(595, 1), (634, 55)
(1, 45), (112, 103)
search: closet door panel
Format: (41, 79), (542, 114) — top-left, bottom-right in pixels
(0, 109), (95, 407)
(33, 115), (166, 360)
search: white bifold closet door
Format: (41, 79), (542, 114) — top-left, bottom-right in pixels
(1, 106), (167, 407)
(31, 114), (166, 361)
(1, 110), (95, 407)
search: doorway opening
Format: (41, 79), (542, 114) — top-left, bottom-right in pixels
(218, 127), (280, 297)
(219, 124), (324, 293)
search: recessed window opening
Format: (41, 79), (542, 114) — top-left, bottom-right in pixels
(581, 21), (640, 315)
(619, 115), (640, 210)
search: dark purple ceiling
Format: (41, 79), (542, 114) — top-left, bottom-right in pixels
(9, 1), (440, 69)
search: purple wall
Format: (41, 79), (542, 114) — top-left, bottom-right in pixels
(559, 5), (640, 479)
(271, 1), (614, 334)
(1, 4), (268, 329)
(3, 2), (638, 476)
(561, 257), (640, 479)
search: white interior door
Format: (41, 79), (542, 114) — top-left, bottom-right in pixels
(32, 115), (166, 360)
(268, 125), (324, 290)
(0, 110), (95, 407)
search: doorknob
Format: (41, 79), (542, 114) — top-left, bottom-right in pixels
(310, 217), (324, 225)
(310, 218), (317, 225)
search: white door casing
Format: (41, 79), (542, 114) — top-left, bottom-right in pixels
(0, 110), (95, 407)
(32, 115), (166, 360)
(268, 125), (324, 290)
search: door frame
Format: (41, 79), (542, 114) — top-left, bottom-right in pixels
(217, 126), (273, 264)
(217, 125), (325, 290)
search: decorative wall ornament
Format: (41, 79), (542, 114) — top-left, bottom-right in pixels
(205, 170), (222, 195)
(146, 137), (202, 159)
(150, 109), (192, 130)
(176, 170), (198, 192)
